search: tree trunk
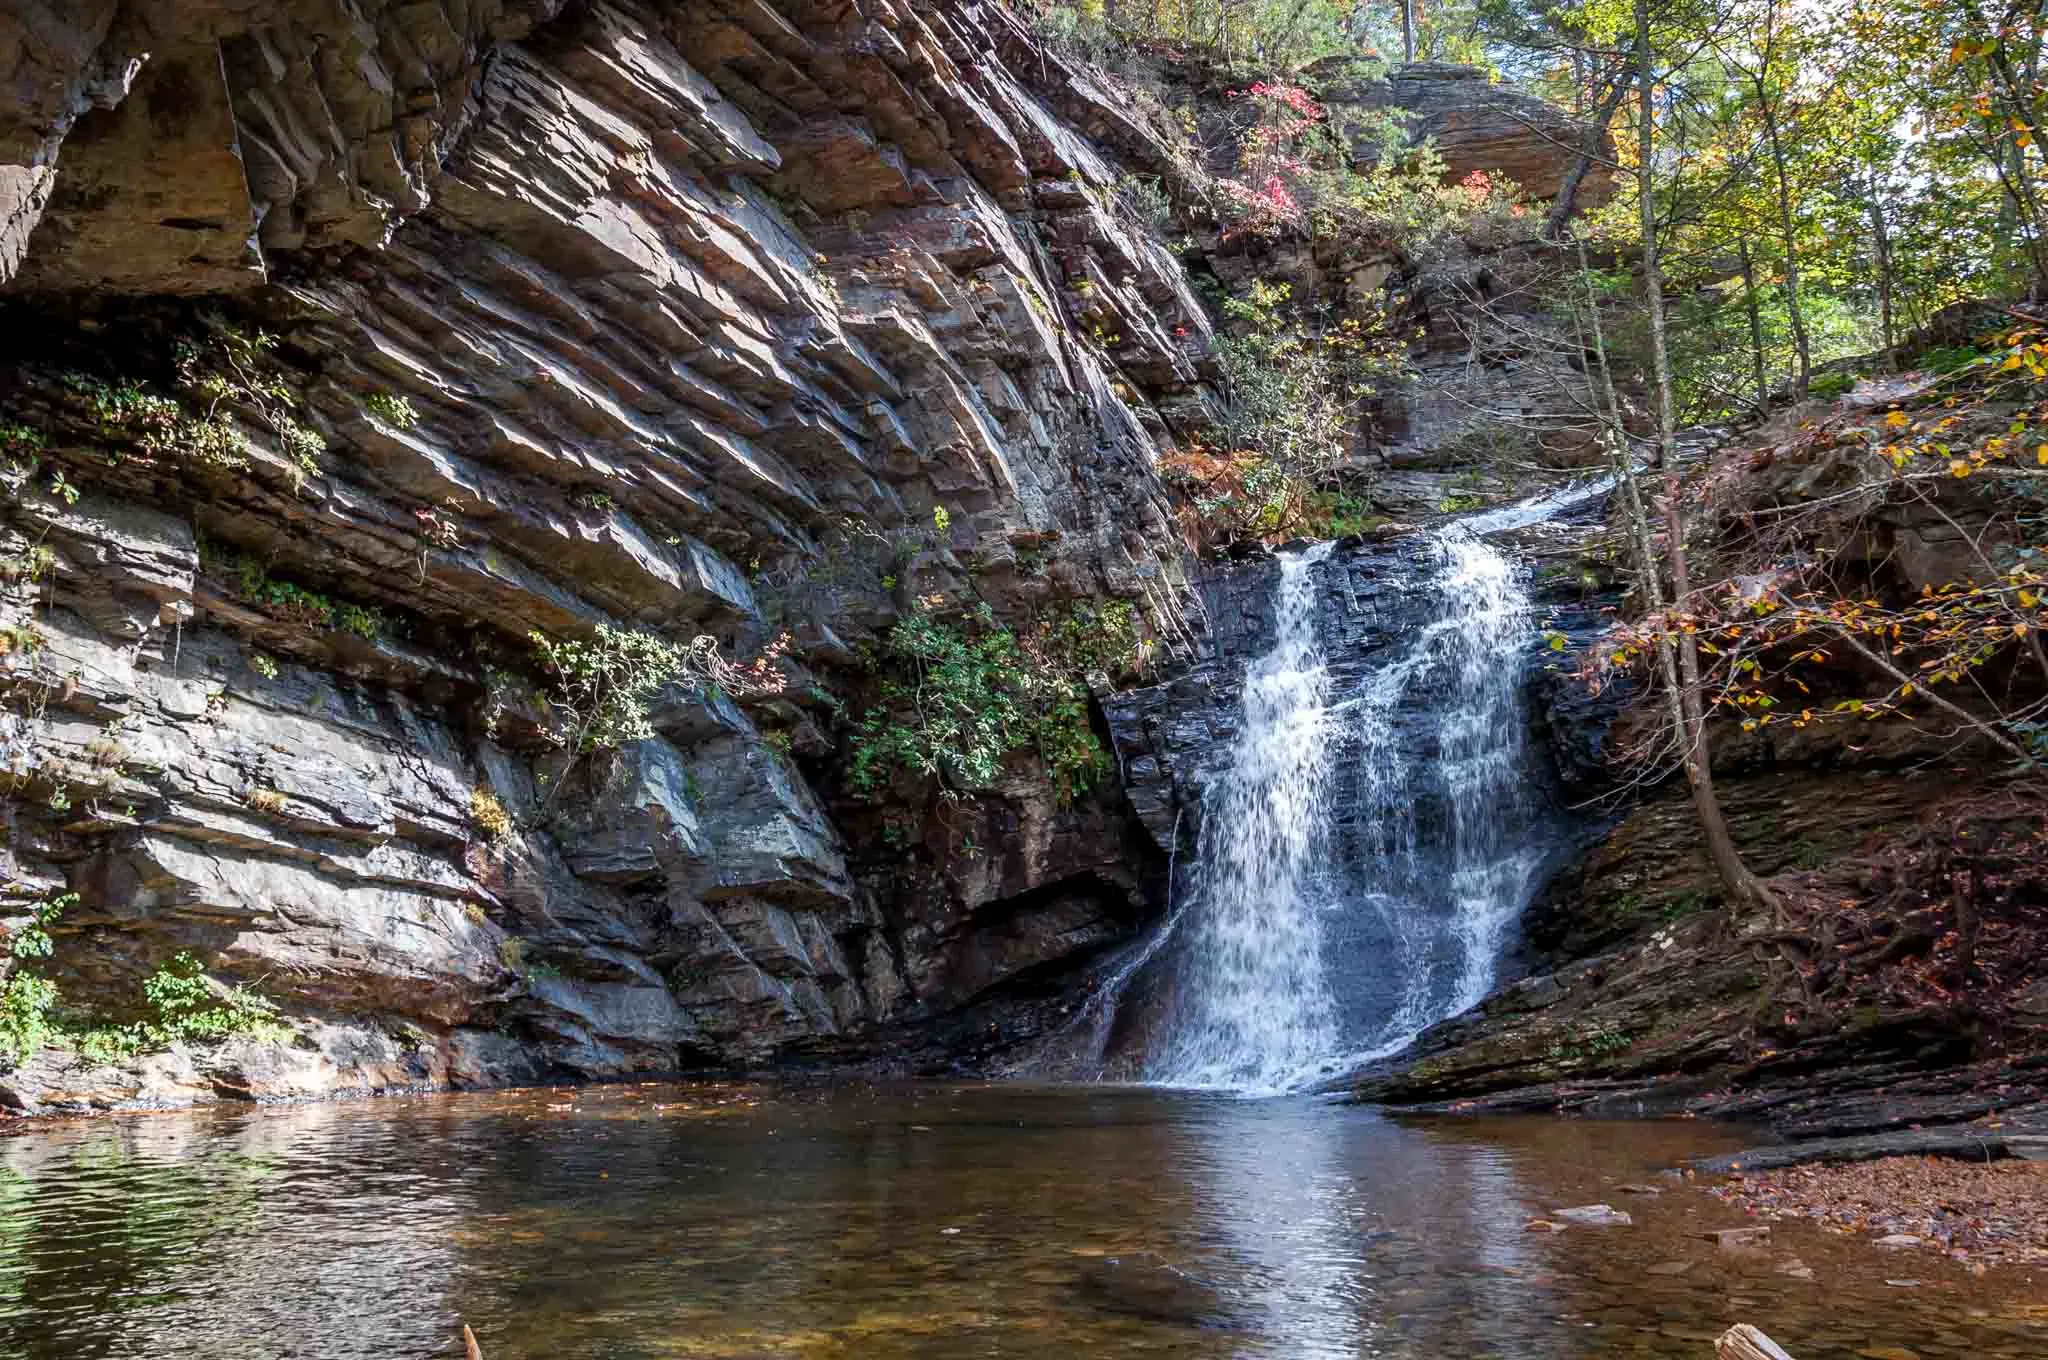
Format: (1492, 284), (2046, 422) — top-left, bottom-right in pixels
(1738, 237), (1769, 417)
(1544, 66), (1629, 241)
(1864, 173), (1895, 360)
(1400, 0), (1415, 64)
(1763, 112), (1811, 401)
(1635, 0), (1779, 918)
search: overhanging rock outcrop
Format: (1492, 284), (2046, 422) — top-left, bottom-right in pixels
(0, 0), (1220, 1113)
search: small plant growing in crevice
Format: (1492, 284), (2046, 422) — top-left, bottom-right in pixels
(209, 547), (389, 642)
(335, 603), (383, 641)
(529, 624), (695, 754)
(61, 315), (329, 486)
(468, 788), (513, 841)
(414, 506), (460, 549)
(527, 624), (707, 808)
(363, 391), (419, 428)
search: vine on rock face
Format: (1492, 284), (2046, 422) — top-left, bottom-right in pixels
(847, 600), (1140, 804)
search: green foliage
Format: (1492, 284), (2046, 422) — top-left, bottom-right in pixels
(1215, 282), (1355, 476)
(1035, 0), (1437, 74)
(848, 602), (1114, 803)
(1806, 371), (1855, 401)
(1117, 174), (1174, 232)
(137, 953), (288, 1044)
(335, 603), (383, 641)
(529, 624), (696, 753)
(1166, 282), (1405, 546)
(0, 421), (45, 473)
(1665, 287), (1880, 422)
(4, 901), (282, 1066)
(2, 893), (72, 1063)
(1, 544), (54, 586)
(364, 391), (419, 428)
(1919, 345), (1993, 376)
(1039, 599), (1143, 680)
(217, 551), (386, 640)
(0, 973), (58, 1067)
(58, 316), (324, 482)
(6, 894), (71, 962)
(1296, 490), (1387, 539)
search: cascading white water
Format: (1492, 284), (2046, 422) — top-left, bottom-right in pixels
(1146, 541), (1340, 1093)
(1338, 528), (1545, 1065)
(1141, 512), (1554, 1095)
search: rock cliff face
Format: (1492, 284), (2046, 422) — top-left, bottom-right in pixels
(0, 0), (1223, 1113)
(0, 0), (1614, 1114)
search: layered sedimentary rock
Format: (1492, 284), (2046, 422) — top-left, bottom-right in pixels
(0, 0), (1223, 1113)
(0, 0), (1617, 1114)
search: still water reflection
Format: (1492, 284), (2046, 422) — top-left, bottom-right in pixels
(1, 1084), (2043, 1359)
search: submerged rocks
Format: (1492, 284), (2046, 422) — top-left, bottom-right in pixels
(1554, 1204), (1632, 1227)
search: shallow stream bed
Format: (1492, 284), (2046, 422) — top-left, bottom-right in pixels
(2, 1084), (2043, 1358)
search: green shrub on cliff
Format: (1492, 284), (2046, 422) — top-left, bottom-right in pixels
(529, 624), (695, 753)
(1167, 281), (1405, 545)
(2, 897), (285, 1067)
(0, 894), (69, 1067)
(847, 603), (1118, 803)
(134, 953), (288, 1045)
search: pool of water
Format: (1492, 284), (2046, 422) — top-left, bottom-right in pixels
(2, 1084), (2044, 1359)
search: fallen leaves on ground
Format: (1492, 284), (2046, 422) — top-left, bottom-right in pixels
(1712, 1155), (2048, 1268)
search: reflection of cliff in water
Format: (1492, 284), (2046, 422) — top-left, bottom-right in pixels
(0, 1102), (472, 1358)
(3, 1084), (2034, 1359)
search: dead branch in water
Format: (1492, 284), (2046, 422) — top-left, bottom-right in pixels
(1718, 1323), (1796, 1359)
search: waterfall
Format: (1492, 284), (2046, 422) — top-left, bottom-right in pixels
(1146, 541), (1341, 1093)
(1337, 527), (1545, 1064)
(1141, 518), (1553, 1095)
